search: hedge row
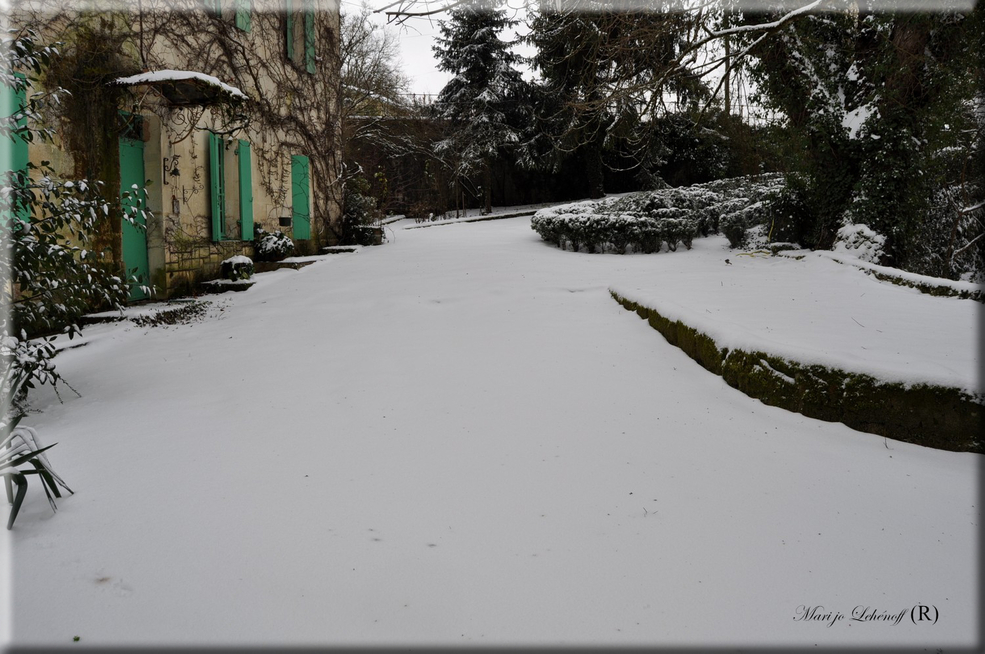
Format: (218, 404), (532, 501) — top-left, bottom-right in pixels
(531, 174), (785, 253)
(531, 212), (699, 253)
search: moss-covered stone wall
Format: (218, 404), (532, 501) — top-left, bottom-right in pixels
(612, 291), (983, 454)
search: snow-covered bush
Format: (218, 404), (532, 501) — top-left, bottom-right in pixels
(341, 176), (382, 246)
(220, 255), (254, 281)
(531, 175), (784, 254)
(833, 222), (887, 264)
(901, 183), (985, 281)
(719, 201), (768, 248)
(253, 226), (294, 261)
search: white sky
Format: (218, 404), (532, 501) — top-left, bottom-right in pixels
(361, 0), (533, 96)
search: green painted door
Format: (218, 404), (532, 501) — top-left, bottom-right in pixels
(291, 154), (310, 240)
(2, 74), (29, 224)
(119, 137), (150, 301)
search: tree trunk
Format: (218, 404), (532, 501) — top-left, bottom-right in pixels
(586, 141), (604, 200)
(483, 159), (492, 215)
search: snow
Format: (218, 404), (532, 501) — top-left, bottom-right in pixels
(842, 103), (877, 139)
(833, 222), (886, 263)
(808, 249), (985, 297)
(221, 255), (253, 266)
(612, 236), (980, 396)
(2, 216), (979, 648)
(113, 70), (247, 100)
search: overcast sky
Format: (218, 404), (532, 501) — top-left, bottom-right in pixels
(361, 0), (532, 96)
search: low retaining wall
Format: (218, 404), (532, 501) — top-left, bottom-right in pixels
(611, 291), (982, 454)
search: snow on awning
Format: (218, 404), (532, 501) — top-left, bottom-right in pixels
(113, 70), (247, 107)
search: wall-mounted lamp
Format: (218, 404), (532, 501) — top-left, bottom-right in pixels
(162, 155), (181, 185)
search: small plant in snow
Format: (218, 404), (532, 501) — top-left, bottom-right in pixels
(833, 222), (887, 264)
(1, 410), (73, 530)
(253, 226), (294, 262)
(220, 255), (254, 281)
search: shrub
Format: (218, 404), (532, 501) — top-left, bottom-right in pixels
(341, 176), (382, 246)
(220, 255), (254, 281)
(253, 226), (294, 262)
(833, 222), (887, 264)
(719, 211), (750, 248)
(762, 179), (812, 245)
(532, 175), (784, 254)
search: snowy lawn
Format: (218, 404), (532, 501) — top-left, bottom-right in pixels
(3, 216), (980, 648)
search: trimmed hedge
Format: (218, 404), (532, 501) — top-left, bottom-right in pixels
(611, 290), (983, 454)
(531, 212), (698, 254)
(532, 175), (785, 253)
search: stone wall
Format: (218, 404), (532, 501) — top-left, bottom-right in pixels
(611, 291), (983, 454)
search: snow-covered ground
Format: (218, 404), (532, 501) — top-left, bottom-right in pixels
(391, 199), (590, 227)
(3, 217), (980, 648)
(611, 246), (981, 395)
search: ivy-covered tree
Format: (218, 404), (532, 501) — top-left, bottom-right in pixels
(432, 0), (527, 214)
(740, 2), (983, 277)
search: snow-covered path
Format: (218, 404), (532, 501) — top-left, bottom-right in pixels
(5, 217), (979, 648)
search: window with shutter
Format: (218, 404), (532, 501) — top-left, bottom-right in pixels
(238, 140), (253, 241)
(209, 132), (226, 241)
(291, 155), (310, 240)
(285, 0), (296, 61)
(304, 0), (316, 74)
(235, 0), (251, 32)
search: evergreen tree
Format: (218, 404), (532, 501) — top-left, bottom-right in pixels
(432, 0), (527, 214)
(527, 3), (704, 198)
(527, 9), (609, 199)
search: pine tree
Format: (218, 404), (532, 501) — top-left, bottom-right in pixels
(527, 9), (609, 199)
(432, 0), (527, 214)
(527, 4), (700, 199)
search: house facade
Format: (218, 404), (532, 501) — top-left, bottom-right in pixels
(5, 0), (342, 299)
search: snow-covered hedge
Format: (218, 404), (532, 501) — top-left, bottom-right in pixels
(531, 175), (785, 253)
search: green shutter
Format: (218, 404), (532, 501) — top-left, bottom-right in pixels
(304, 0), (316, 73)
(238, 140), (254, 241)
(209, 132), (225, 241)
(235, 0), (251, 31)
(120, 135), (150, 301)
(2, 74), (29, 224)
(291, 154), (310, 240)
(285, 0), (295, 61)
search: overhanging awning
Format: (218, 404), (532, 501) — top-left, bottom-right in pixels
(113, 70), (247, 107)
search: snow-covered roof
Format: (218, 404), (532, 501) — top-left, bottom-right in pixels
(113, 70), (247, 104)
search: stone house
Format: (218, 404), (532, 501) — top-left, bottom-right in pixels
(4, 0), (342, 299)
